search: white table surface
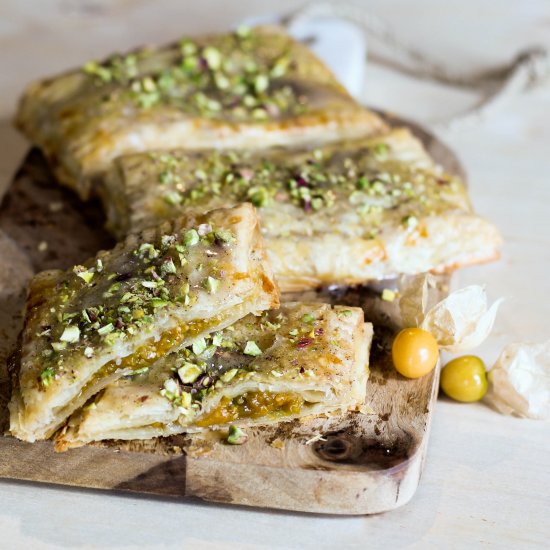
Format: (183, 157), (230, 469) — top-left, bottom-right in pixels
(1, 1), (549, 548)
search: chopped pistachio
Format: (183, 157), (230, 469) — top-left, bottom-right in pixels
(301, 313), (315, 324)
(183, 229), (200, 247)
(159, 171), (173, 184)
(227, 425), (248, 445)
(180, 391), (192, 408)
(220, 368), (238, 383)
(243, 340), (262, 356)
(374, 143), (389, 159)
(180, 39), (197, 56)
(98, 323), (114, 336)
(254, 74), (269, 94)
(204, 276), (220, 294)
(357, 176), (370, 190)
(75, 269), (94, 284)
(247, 186), (270, 207)
(214, 229), (236, 244)
(60, 325), (80, 343)
(83, 60), (112, 82)
(192, 337), (207, 355)
(203, 46), (222, 70)
(138, 243), (159, 260)
(51, 341), (67, 352)
(164, 190), (182, 205)
(270, 56), (289, 78)
(338, 309), (353, 317)
(141, 280), (158, 289)
(177, 362), (202, 384)
(160, 258), (177, 275)
(160, 378), (181, 401)
(104, 331), (123, 346)
(40, 367), (55, 387)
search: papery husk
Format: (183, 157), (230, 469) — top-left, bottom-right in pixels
(485, 341), (550, 420)
(397, 275), (502, 352)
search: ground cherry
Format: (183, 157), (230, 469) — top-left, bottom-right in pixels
(391, 328), (439, 379)
(440, 355), (488, 402)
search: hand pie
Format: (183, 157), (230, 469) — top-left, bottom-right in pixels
(15, 26), (387, 199)
(103, 128), (502, 291)
(55, 303), (372, 450)
(9, 204), (278, 442)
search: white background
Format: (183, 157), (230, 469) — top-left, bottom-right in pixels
(0, 1), (549, 548)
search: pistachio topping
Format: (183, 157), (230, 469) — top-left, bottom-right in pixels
(40, 367), (55, 388)
(82, 28), (308, 121)
(243, 340), (262, 357)
(59, 325), (80, 343)
(35, 222), (236, 383)
(145, 138), (455, 232)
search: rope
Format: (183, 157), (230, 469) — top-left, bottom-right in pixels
(282, 1), (550, 128)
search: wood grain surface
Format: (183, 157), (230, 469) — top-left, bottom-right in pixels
(0, 116), (459, 515)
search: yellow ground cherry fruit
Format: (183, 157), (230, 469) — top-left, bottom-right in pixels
(391, 328), (439, 379)
(440, 355), (488, 402)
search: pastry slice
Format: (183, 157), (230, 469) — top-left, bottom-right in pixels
(55, 303), (371, 450)
(103, 128), (502, 291)
(9, 203), (278, 442)
(15, 25), (387, 199)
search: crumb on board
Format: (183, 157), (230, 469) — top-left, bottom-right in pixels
(37, 241), (48, 252)
(381, 288), (397, 302)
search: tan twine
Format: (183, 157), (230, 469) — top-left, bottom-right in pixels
(282, 1), (550, 129)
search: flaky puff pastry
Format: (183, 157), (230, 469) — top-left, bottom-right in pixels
(9, 204), (278, 442)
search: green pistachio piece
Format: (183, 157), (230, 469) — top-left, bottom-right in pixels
(98, 323), (114, 336)
(301, 313), (315, 324)
(243, 340), (262, 357)
(183, 229), (200, 247)
(253, 74), (269, 94)
(40, 367), (55, 387)
(227, 425), (248, 445)
(192, 337), (207, 355)
(247, 186), (270, 207)
(75, 269), (94, 284)
(177, 362), (203, 384)
(220, 368), (239, 383)
(204, 276), (220, 294)
(203, 46), (222, 70)
(60, 325), (80, 343)
(160, 258), (177, 275)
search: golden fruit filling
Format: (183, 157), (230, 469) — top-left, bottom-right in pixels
(196, 391), (304, 427)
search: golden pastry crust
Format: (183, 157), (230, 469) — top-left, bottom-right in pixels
(15, 25), (387, 199)
(9, 204), (279, 442)
(55, 303), (371, 450)
(102, 128), (502, 291)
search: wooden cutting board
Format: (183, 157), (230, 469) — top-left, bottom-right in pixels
(0, 114), (460, 515)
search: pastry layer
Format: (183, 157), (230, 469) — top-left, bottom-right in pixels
(103, 128), (502, 291)
(15, 25), (387, 199)
(9, 203), (278, 441)
(56, 303), (371, 450)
